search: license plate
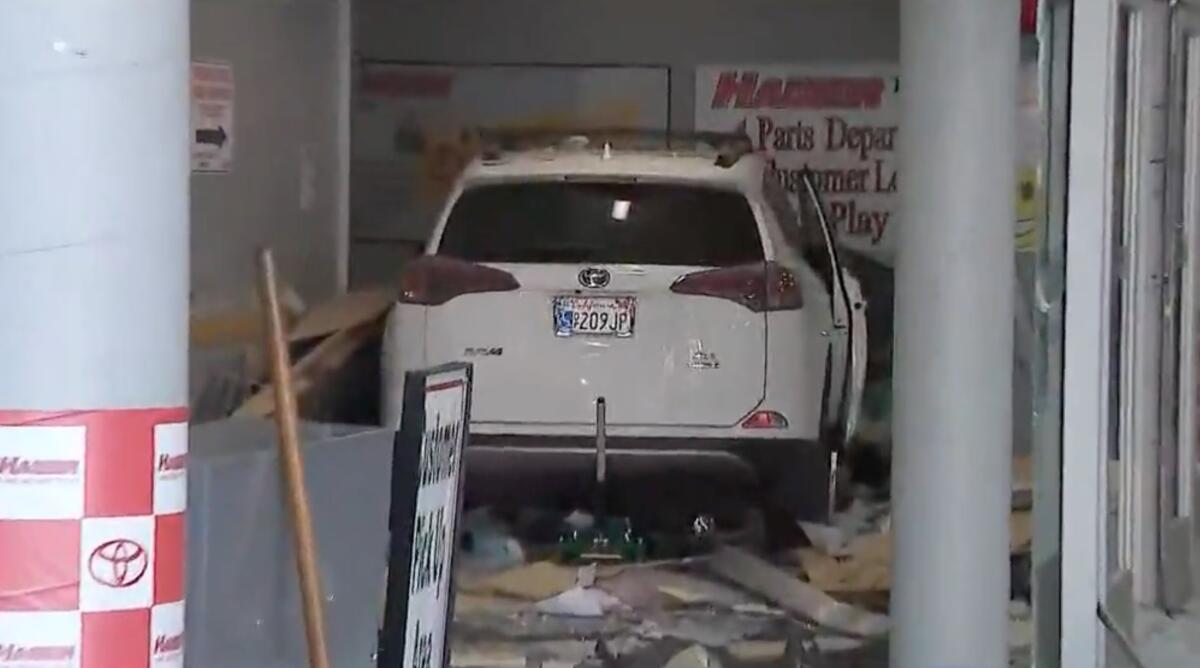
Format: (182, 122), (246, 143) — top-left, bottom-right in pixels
(553, 296), (636, 337)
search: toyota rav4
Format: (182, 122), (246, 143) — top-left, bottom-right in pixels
(383, 131), (866, 522)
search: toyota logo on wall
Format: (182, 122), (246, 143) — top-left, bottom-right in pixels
(578, 267), (610, 289)
(89, 539), (148, 588)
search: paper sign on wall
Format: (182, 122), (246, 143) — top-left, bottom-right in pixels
(696, 65), (900, 264)
(191, 61), (235, 173)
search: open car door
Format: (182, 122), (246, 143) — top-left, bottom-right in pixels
(798, 170), (868, 450)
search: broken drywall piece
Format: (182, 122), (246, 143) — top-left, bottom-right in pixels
(650, 612), (769, 647)
(797, 529), (892, 594)
(599, 567), (751, 611)
(600, 569), (670, 611)
(663, 645), (720, 668)
(799, 522), (852, 557)
(1009, 616), (1035, 650)
(728, 640), (787, 663)
(658, 585), (706, 606)
(811, 636), (866, 653)
(525, 640), (597, 668)
(576, 563), (598, 589)
(708, 546), (889, 638)
(732, 603), (784, 617)
(602, 634), (653, 659)
(450, 643), (526, 668)
(461, 561), (577, 602)
(536, 586), (623, 618)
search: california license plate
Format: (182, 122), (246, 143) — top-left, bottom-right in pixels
(553, 296), (636, 337)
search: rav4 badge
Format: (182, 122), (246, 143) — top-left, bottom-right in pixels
(464, 347), (503, 357)
(689, 340), (720, 370)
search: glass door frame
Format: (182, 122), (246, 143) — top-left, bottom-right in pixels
(1032, 1), (1072, 665)
(1163, 2), (1200, 604)
(1062, 0), (1170, 665)
(1113, 0), (1169, 614)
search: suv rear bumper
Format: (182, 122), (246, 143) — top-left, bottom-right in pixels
(466, 434), (833, 522)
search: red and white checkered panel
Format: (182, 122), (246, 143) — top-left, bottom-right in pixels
(0, 409), (187, 668)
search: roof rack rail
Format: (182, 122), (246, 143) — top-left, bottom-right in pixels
(474, 128), (754, 168)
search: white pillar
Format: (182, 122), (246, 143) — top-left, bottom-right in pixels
(1059, 0), (1119, 664)
(0, 1), (190, 664)
(890, 1), (1018, 666)
(0, 1), (189, 409)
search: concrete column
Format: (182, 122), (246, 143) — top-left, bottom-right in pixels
(0, 0), (189, 409)
(890, 1), (1018, 667)
(0, 1), (190, 664)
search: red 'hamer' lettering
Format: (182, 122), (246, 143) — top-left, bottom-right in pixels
(0, 457), (79, 476)
(710, 71), (886, 110)
(158, 453), (187, 472)
(0, 644), (76, 661)
(153, 634), (184, 654)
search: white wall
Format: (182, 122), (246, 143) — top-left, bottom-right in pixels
(355, 0), (900, 132)
(192, 0), (348, 308)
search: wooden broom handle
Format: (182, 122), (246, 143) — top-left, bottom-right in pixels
(257, 248), (332, 668)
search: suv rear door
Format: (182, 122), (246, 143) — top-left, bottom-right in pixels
(796, 172), (868, 446)
(420, 179), (776, 429)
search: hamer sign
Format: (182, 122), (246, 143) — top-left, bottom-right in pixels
(696, 64), (900, 264)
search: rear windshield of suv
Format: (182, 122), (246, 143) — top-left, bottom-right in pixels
(437, 181), (764, 266)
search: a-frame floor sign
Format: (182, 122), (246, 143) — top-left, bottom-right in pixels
(378, 362), (473, 668)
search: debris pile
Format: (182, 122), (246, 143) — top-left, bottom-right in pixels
(189, 287), (395, 423)
(448, 504), (887, 668)
(448, 453), (1038, 668)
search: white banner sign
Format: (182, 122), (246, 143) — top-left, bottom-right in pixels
(191, 61), (235, 173)
(403, 367), (469, 668)
(697, 63), (1046, 264)
(696, 65), (900, 263)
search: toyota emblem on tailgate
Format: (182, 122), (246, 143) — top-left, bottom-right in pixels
(578, 267), (610, 289)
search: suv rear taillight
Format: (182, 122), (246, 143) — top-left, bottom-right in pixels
(398, 256), (519, 305)
(741, 410), (789, 429)
(669, 262), (803, 312)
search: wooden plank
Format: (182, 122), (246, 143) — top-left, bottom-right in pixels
(256, 248), (331, 668)
(235, 320), (379, 417)
(288, 288), (395, 342)
(191, 285), (305, 348)
(190, 307), (263, 348)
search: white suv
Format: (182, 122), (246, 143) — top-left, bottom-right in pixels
(383, 131), (866, 521)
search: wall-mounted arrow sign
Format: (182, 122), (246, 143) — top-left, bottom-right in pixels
(195, 126), (228, 149)
(191, 61), (235, 173)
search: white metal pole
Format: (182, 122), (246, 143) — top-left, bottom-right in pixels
(0, 0), (190, 664)
(0, 0), (190, 410)
(1060, 0), (1118, 665)
(890, 0), (1019, 666)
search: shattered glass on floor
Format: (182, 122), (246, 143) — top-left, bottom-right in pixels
(448, 497), (1035, 668)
